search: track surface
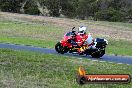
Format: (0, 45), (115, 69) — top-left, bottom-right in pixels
(0, 43), (132, 65)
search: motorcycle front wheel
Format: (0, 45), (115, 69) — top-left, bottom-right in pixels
(55, 42), (68, 54)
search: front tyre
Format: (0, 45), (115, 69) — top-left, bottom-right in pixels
(55, 42), (61, 53)
(55, 42), (68, 54)
(91, 49), (105, 58)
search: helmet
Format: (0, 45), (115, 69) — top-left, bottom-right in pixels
(78, 26), (87, 34)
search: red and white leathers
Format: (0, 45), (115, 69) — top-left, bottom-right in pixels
(76, 33), (93, 54)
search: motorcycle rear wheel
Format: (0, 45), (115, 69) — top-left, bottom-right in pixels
(91, 50), (105, 58)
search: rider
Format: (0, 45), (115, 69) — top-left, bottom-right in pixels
(78, 26), (93, 45)
(70, 26), (87, 47)
(77, 26), (94, 55)
(78, 26), (87, 35)
(70, 26), (93, 54)
(76, 26), (88, 54)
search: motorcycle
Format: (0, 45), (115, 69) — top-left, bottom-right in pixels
(55, 27), (108, 58)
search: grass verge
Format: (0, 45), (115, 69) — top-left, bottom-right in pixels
(0, 17), (132, 56)
(0, 49), (132, 88)
(0, 36), (132, 56)
(106, 39), (132, 56)
(0, 36), (56, 48)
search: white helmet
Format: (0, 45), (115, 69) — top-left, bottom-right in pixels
(78, 26), (87, 34)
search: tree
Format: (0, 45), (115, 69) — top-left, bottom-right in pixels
(20, 0), (29, 13)
(76, 0), (97, 19)
(59, 0), (78, 18)
(0, 0), (131, 22)
(0, 0), (21, 13)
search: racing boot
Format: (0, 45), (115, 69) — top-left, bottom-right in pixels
(78, 47), (84, 55)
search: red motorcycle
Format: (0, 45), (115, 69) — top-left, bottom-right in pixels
(55, 27), (108, 58)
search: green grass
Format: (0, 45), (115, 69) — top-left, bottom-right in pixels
(0, 36), (56, 48)
(106, 39), (132, 56)
(0, 17), (132, 56)
(0, 21), (62, 48)
(0, 12), (132, 88)
(0, 36), (132, 56)
(0, 21), (63, 40)
(84, 20), (132, 31)
(0, 13), (132, 56)
(0, 49), (132, 88)
(100, 21), (132, 29)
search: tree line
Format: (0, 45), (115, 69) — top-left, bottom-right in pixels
(0, 0), (132, 22)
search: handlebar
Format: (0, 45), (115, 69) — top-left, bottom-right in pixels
(71, 27), (76, 37)
(72, 27), (75, 31)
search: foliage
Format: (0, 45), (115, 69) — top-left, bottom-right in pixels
(24, 0), (40, 15)
(95, 8), (124, 22)
(0, 0), (22, 13)
(0, 0), (131, 22)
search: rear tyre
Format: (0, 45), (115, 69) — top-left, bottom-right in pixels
(91, 50), (105, 58)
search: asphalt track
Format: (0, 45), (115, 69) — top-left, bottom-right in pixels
(0, 43), (132, 65)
